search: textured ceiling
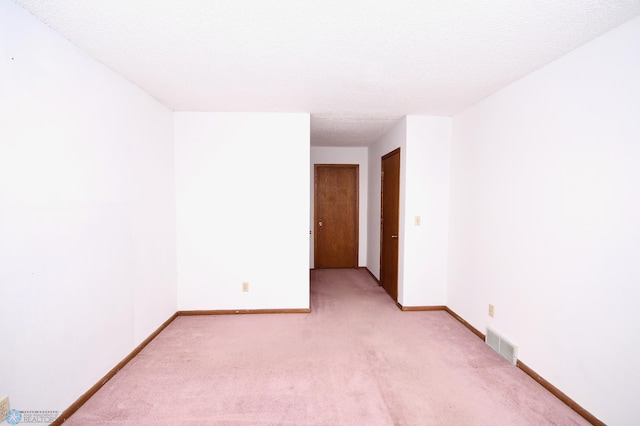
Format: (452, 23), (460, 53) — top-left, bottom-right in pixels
(15, 0), (640, 146)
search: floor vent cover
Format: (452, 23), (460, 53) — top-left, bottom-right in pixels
(486, 326), (518, 365)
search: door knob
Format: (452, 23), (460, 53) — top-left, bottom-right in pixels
(391, 235), (398, 239)
(319, 221), (323, 227)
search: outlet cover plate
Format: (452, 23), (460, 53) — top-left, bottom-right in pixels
(0, 395), (9, 420)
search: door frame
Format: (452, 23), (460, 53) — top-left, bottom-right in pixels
(313, 164), (359, 268)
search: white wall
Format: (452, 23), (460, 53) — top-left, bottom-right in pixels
(448, 16), (640, 426)
(367, 117), (451, 307)
(175, 112), (310, 310)
(367, 118), (407, 286)
(402, 116), (451, 306)
(310, 147), (368, 268)
(0, 1), (176, 416)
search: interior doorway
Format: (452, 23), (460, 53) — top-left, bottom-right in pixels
(314, 164), (359, 268)
(380, 148), (400, 301)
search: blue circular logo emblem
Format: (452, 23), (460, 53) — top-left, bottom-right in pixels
(6, 409), (22, 425)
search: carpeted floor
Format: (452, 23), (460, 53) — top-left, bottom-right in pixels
(64, 269), (589, 425)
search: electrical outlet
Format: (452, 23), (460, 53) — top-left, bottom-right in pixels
(0, 395), (9, 421)
(488, 304), (495, 318)
(242, 282), (249, 292)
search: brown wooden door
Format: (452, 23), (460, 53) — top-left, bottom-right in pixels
(314, 165), (358, 268)
(380, 149), (400, 301)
